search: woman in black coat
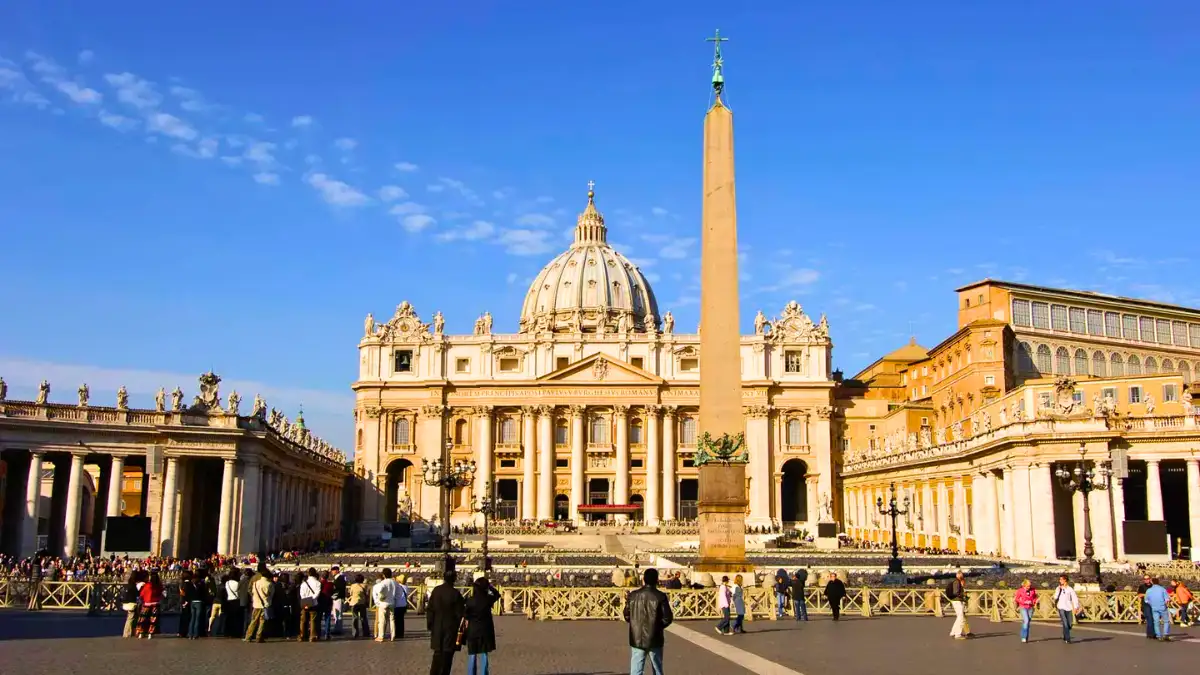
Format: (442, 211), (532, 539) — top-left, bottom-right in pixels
(464, 576), (500, 674)
(426, 572), (466, 675)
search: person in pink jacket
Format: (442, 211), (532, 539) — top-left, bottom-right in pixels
(715, 576), (733, 636)
(1014, 579), (1038, 643)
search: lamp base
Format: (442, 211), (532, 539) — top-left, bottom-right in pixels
(1077, 558), (1100, 583)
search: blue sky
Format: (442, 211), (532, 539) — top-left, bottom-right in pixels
(1, 1), (1197, 451)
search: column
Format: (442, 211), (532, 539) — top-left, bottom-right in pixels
(645, 406), (661, 525)
(475, 407), (494, 507)
(521, 407), (536, 520)
(805, 478), (818, 526)
(1030, 464), (1057, 561)
(746, 410), (771, 526)
(62, 453), (85, 558)
(1111, 476), (1127, 560)
(22, 452), (44, 559)
(936, 481), (948, 543)
(1011, 465), (1034, 559)
(570, 406), (585, 523)
(106, 456), (124, 518)
(258, 469), (272, 551)
(240, 459), (262, 554)
(216, 458), (236, 555)
(954, 477), (967, 553)
(1088, 478), (1114, 562)
(1001, 468), (1016, 557)
(1187, 460), (1200, 561)
(985, 471), (1001, 556)
(662, 408), (677, 521)
(537, 406), (554, 521)
(614, 405), (630, 519)
(158, 458), (179, 556)
(1146, 459), (1164, 521)
(921, 482), (934, 541)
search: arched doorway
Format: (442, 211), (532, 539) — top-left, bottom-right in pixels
(385, 459), (413, 525)
(630, 494), (644, 521)
(781, 459), (808, 524)
(554, 494), (570, 521)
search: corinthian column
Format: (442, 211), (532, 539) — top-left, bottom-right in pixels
(645, 406), (661, 524)
(521, 407), (536, 520)
(474, 406), (494, 510)
(745, 405), (771, 526)
(537, 406), (555, 521)
(569, 405), (586, 523)
(662, 406), (677, 521)
(62, 453), (85, 558)
(614, 405), (630, 520)
(23, 452), (44, 559)
(217, 458), (236, 555)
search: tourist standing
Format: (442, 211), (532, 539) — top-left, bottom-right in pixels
(136, 572), (164, 639)
(946, 571), (971, 639)
(372, 568), (399, 641)
(221, 569), (244, 637)
(1013, 579), (1038, 643)
(244, 564), (274, 643)
(731, 574), (746, 634)
(464, 575), (500, 675)
(824, 572), (846, 621)
(773, 569), (789, 619)
(186, 569), (210, 639)
(623, 568), (672, 675)
(791, 569), (809, 621)
(121, 570), (141, 639)
(317, 570), (335, 639)
(1172, 580), (1193, 627)
(206, 568), (224, 636)
(177, 570), (195, 638)
(1137, 574), (1156, 638)
(426, 571), (466, 675)
(714, 576), (733, 635)
(330, 565), (347, 636)
(1145, 578), (1171, 641)
(396, 573), (412, 639)
(297, 568), (322, 642)
(348, 574), (371, 639)
(1052, 575), (1082, 643)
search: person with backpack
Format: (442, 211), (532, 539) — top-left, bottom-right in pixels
(297, 568), (322, 642)
(1053, 575), (1083, 643)
(244, 563), (274, 643)
(945, 571), (971, 639)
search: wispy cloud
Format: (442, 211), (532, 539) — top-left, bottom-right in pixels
(291, 115), (314, 127)
(401, 214), (437, 233)
(378, 185), (409, 202)
(515, 213), (555, 228)
(650, 206), (669, 217)
(658, 237), (697, 259)
(497, 229), (553, 256)
(334, 137), (357, 151)
(757, 267), (821, 293)
(103, 71), (161, 109)
(254, 172), (280, 186)
(77, 50), (94, 65)
(436, 220), (495, 242)
(394, 161), (419, 172)
(307, 172), (370, 207)
(146, 112), (197, 140)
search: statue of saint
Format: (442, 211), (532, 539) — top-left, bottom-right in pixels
(227, 391), (241, 415)
(116, 386), (129, 410)
(482, 311), (493, 334)
(663, 311), (675, 334)
(0, 376), (7, 401)
(171, 387), (184, 411)
(644, 312), (657, 334)
(364, 313), (375, 337)
(155, 387), (166, 412)
(252, 393), (267, 419)
(36, 380), (50, 405)
(754, 310), (768, 335)
(1144, 394), (1155, 414)
(77, 383), (90, 407)
(433, 311), (445, 335)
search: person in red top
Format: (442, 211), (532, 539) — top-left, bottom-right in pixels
(1013, 579), (1039, 643)
(137, 572), (165, 639)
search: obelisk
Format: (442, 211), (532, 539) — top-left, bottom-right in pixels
(696, 29), (750, 572)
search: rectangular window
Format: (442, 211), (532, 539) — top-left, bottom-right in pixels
(984, 375), (995, 386)
(1140, 317), (1156, 343)
(631, 459), (644, 468)
(1012, 299), (1032, 327)
(554, 425), (568, 445)
(682, 459), (695, 468)
(1164, 384), (1178, 403)
(1173, 322), (1189, 346)
(1072, 390), (1084, 405)
(1101, 387), (1117, 401)
(499, 358), (519, 373)
(680, 358), (699, 373)
(1156, 319), (1172, 345)
(556, 357), (569, 370)
(1087, 309), (1104, 336)
(1192, 324), (1200, 348)
(1031, 302), (1050, 329)
(394, 350), (413, 373)
(555, 458), (569, 468)
(455, 358), (470, 374)
(1129, 386), (1142, 404)
(784, 351), (804, 373)
(1039, 392), (1052, 409)
(631, 357), (645, 370)
(1069, 307), (1087, 334)
(1123, 314), (1139, 340)
(1104, 312), (1120, 338)
(1051, 305), (1068, 331)
(500, 459), (516, 469)
(922, 385), (928, 396)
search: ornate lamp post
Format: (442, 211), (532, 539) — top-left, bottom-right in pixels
(877, 482), (910, 580)
(422, 437), (475, 574)
(1055, 444), (1110, 582)
(472, 483), (497, 573)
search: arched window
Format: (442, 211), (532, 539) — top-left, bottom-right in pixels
(1127, 355), (1142, 375)
(1110, 353), (1124, 376)
(1162, 359), (1174, 372)
(1035, 344), (1052, 375)
(1074, 349), (1089, 376)
(1055, 347), (1071, 374)
(630, 419), (644, 445)
(681, 417), (697, 445)
(1017, 342), (1035, 374)
(1092, 351), (1107, 377)
(1181, 362), (1192, 384)
(590, 416), (609, 444)
(1144, 356), (1158, 374)
(356, 429), (363, 449)
(787, 418), (804, 445)
(454, 418), (468, 445)
(393, 418), (410, 445)
(499, 417), (517, 443)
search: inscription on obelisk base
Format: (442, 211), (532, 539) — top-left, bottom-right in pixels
(696, 465), (749, 572)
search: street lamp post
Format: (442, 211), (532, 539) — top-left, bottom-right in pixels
(877, 482), (911, 581)
(1055, 444), (1110, 582)
(473, 483), (497, 573)
(422, 437), (476, 574)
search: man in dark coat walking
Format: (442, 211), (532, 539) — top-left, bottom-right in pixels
(824, 571), (847, 621)
(623, 568), (673, 675)
(426, 571), (465, 675)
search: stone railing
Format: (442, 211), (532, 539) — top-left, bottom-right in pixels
(1, 580), (1170, 625)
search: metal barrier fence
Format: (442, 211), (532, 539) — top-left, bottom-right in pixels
(0, 580), (1173, 625)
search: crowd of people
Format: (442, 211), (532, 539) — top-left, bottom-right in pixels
(0, 548), (321, 582)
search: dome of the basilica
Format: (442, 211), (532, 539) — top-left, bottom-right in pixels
(519, 186), (660, 334)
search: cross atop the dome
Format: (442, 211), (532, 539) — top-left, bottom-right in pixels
(587, 180), (595, 198)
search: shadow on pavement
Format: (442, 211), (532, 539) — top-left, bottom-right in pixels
(0, 611), (125, 641)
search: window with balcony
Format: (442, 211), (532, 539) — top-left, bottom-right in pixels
(1087, 309), (1104, 336)
(499, 418), (518, 443)
(1031, 302), (1050, 329)
(394, 350), (413, 373)
(1104, 312), (1120, 338)
(1140, 317), (1156, 343)
(1012, 300), (1032, 327)
(393, 418), (410, 445)
(630, 420), (644, 444)
(1051, 305), (1068, 331)
(554, 422), (568, 446)
(785, 351), (804, 373)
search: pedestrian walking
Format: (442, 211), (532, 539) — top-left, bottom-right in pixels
(791, 569), (809, 621)
(946, 571), (972, 639)
(1013, 579), (1038, 643)
(1137, 574), (1156, 639)
(426, 571), (466, 675)
(1052, 575), (1082, 643)
(623, 568), (673, 675)
(714, 576), (733, 635)
(824, 572), (846, 621)
(1172, 579), (1193, 627)
(773, 569), (789, 619)
(731, 575), (746, 634)
(1145, 578), (1171, 641)
(396, 573), (412, 639)
(464, 574), (500, 675)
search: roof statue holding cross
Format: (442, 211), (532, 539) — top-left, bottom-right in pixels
(706, 29), (729, 96)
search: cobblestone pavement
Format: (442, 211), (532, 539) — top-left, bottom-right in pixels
(2, 611), (1194, 675)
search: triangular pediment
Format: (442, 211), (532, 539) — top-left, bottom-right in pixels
(537, 353), (663, 385)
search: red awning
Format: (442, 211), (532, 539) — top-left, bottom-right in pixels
(577, 504), (642, 513)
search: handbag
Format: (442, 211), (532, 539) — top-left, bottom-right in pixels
(455, 617), (468, 647)
(121, 602), (136, 612)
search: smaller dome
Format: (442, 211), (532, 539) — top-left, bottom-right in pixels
(519, 184), (660, 334)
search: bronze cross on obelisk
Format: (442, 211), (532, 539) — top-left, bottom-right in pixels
(706, 29), (728, 95)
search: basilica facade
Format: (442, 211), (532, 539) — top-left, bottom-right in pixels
(352, 189), (836, 536)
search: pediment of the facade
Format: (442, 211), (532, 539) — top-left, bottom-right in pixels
(537, 353), (663, 385)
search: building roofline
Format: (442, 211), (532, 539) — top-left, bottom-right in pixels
(955, 279), (1200, 316)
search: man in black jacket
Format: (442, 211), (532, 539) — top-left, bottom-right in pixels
(824, 572), (846, 621)
(1136, 574), (1156, 638)
(426, 572), (465, 675)
(330, 565), (347, 636)
(791, 569), (809, 621)
(623, 568), (673, 675)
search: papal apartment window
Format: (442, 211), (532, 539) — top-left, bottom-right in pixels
(984, 375), (995, 386)
(1068, 307), (1086, 334)
(1140, 317), (1156, 343)
(1129, 386), (1142, 404)
(1087, 309), (1104, 336)
(1031, 302), (1050, 329)
(1051, 305), (1068, 331)
(394, 350), (413, 373)
(1105, 312), (1120, 338)
(785, 351), (804, 373)
(1012, 299), (1032, 327)
(1164, 384), (1178, 403)
(1122, 314), (1139, 340)
(1156, 319), (1172, 345)
(455, 358), (470, 374)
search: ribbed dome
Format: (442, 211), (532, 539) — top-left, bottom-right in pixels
(519, 186), (660, 334)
